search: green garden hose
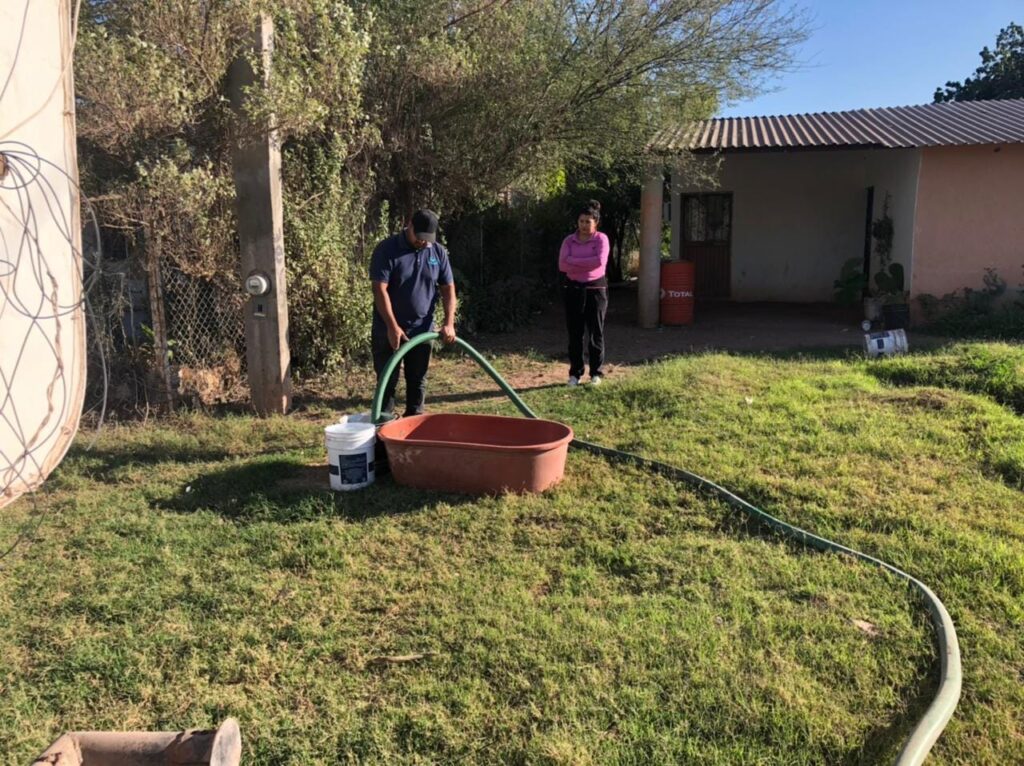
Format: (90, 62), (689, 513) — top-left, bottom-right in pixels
(371, 332), (962, 766)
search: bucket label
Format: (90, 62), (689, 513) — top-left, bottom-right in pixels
(338, 453), (369, 485)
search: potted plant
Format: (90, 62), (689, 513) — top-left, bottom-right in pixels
(833, 257), (867, 307)
(870, 194), (910, 330)
(876, 262), (910, 329)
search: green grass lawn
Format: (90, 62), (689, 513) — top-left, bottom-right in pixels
(1, 344), (1022, 764)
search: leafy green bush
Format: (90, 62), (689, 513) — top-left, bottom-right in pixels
(833, 258), (866, 305)
(283, 136), (380, 371)
(459, 275), (547, 333)
(443, 196), (570, 333)
(917, 267), (1024, 339)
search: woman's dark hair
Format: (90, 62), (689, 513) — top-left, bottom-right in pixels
(577, 199), (601, 222)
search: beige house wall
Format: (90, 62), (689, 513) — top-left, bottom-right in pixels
(912, 144), (1024, 303)
(678, 149), (920, 302)
(863, 149), (921, 286)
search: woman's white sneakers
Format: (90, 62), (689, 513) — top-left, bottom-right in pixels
(568, 376), (580, 387)
(568, 375), (603, 387)
(591, 375), (602, 386)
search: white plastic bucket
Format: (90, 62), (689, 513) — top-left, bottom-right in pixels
(325, 422), (376, 491)
(864, 328), (909, 358)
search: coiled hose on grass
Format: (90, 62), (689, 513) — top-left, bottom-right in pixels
(370, 333), (961, 766)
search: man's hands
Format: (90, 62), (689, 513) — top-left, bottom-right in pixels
(388, 323), (454, 349)
(439, 283), (457, 345)
(387, 323), (409, 351)
(440, 322), (457, 344)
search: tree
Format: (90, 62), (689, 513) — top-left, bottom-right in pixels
(76, 1), (377, 371)
(362, 0), (808, 217)
(934, 22), (1024, 102)
(564, 158), (643, 284)
(75, 0), (808, 381)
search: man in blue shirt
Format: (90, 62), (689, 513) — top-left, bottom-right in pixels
(369, 209), (457, 417)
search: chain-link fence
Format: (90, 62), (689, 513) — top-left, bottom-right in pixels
(86, 238), (247, 413)
(161, 265), (246, 368)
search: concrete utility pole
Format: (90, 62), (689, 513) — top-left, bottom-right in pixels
(638, 163), (664, 328)
(229, 14), (292, 416)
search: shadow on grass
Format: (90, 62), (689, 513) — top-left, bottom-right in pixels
(63, 440), (299, 485)
(63, 445), (241, 479)
(155, 458), (473, 523)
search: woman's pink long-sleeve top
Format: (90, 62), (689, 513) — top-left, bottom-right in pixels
(559, 231), (609, 284)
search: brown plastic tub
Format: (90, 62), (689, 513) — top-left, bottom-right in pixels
(377, 413), (573, 494)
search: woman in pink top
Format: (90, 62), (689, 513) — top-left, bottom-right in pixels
(558, 200), (609, 386)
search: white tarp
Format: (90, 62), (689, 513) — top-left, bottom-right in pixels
(0, 0), (85, 509)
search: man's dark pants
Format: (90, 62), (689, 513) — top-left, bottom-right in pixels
(372, 329), (432, 416)
(564, 283), (607, 379)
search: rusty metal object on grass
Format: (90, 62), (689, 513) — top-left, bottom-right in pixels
(32, 718), (241, 766)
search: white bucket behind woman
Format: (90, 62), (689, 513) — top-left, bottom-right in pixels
(325, 422), (376, 491)
(864, 329), (909, 358)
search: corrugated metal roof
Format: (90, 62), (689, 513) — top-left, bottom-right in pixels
(650, 98), (1024, 153)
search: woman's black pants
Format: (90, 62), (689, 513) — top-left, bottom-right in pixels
(563, 283), (607, 379)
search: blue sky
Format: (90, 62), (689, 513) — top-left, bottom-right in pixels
(721, 1), (1021, 117)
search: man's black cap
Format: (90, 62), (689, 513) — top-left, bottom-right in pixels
(412, 209), (439, 243)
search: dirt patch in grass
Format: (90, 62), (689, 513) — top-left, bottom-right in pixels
(877, 389), (958, 412)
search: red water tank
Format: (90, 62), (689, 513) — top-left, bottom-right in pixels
(660, 260), (695, 325)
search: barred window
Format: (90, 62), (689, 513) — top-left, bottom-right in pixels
(683, 194), (732, 244)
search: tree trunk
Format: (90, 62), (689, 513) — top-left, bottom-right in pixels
(603, 213), (627, 284)
(606, 227), (623, 283)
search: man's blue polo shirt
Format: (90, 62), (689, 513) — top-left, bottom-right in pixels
(369, 232), (454, 337)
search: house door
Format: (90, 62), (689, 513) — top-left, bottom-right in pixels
(681, 193), (732, 299)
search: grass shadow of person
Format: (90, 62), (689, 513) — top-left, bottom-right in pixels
(155, 457), (475, 524)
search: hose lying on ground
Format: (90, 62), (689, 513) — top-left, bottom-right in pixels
(370, 333), (962, 766)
